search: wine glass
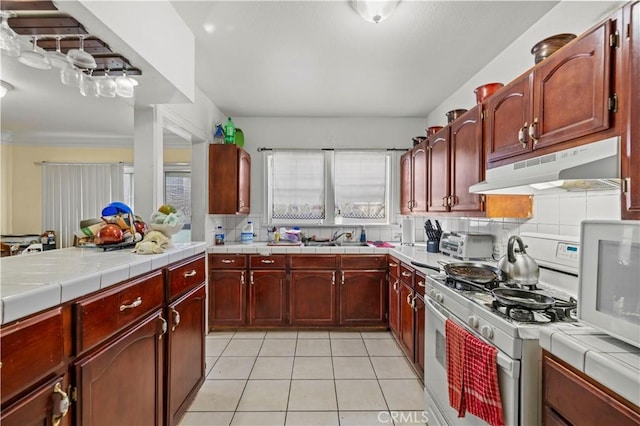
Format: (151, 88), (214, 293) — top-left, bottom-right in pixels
(18, 36), (51, 70)
(115, 70), (134, 98)
(79, 70), (99, 98)
(67, 35), (97, 70)
(97, 70), (117, 98)
(0, 12), (20, 57)
(48, 36), (71, 69)
(60, 63), (82, 87)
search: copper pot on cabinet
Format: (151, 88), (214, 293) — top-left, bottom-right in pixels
(531, 33), (576, 64)
(474, 82), (504, 104)
(425, 126), (444, 136)
(445, 109), (467, 123)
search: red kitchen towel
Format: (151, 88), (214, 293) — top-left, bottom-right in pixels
(445, 319), (466, 417)
(463, 332), (505, 426)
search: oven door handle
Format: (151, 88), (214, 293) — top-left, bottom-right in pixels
(426, 296), (520, 378)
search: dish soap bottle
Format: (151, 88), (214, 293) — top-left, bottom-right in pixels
(224, 117), (236, 144)
(360, 226), (367, 243)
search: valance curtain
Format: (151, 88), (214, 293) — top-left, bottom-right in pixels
(42, 163), (124, 248)
(271, 151), (325, 220)
(334, 151), (387, 219)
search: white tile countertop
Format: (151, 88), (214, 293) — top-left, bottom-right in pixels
(539, 324), (640, 407)
(208, 242), (457, 273)
(0, 242), (207, 325)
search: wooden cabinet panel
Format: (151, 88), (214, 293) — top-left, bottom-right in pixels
(450, 106), (484, 213)
(290, 271), (336, 326)
(250, 254), (287, 269)
(427, 128), (450, 212)
(289, 255), (337, 270)
(485, 74), (533, 163)
(167, 254), (206, 301)
(413, 293), (425, 380)
(533, 21), (612, 149)
(388, 256), (400, 278)
(339, 271), (386, 326)
(209, 254), (247, 269)
(74, 311), (164, 426)
(400, 150), (413, 215)
(624, 1), (640, 219)
(543, 405), (571, 426)
(75, 270), (164, 353)
(249, 270), (287, 325)
(543, 353), (640, 425)
(414, 271), (426, 296)
(399, 263), (414, 287)
(209, 270), (246, 326)
(340, 254), (387, 270)
(0, 307), (65, 406)
(412, 142), (428, 213)
(388, 274), (400, 339)
(209, 144), (251, 214)
(1, 375), (70, 426)
(398, 281), (415, 359)
(166, 283), (206, 426)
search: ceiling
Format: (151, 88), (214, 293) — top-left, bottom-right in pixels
(0, 1), (559, 145)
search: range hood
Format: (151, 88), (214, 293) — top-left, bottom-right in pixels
(469, 136), (621, 194)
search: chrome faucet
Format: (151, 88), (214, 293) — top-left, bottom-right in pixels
(332, 230), (347, 242)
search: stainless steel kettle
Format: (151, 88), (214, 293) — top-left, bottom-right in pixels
(498, 235), (539, 287)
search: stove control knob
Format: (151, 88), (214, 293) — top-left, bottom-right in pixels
(467, 316), (479, 329)
(481, 325), (494, 340)
(435, 292), (444, 303)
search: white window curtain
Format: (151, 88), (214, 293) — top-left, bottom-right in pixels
(335, 151), (387, 220)
(42, 163), (124, 248)
(270, 151), (325, 221)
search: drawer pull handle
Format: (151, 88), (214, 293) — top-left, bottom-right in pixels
(171, 307), (181, 331)
(184, 269), (197, 277)
(158, 314), (167, 340)
(401, 271), (412, 277)
(221, 259), (235, 264)
(120, 297), (142, 311)
(417, 280), (425, 287)
(389, 262), (398, 267)
(51, 382), (69, 426)
(261, 259), (275, 264)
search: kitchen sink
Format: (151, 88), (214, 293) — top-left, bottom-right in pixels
(338, 241), (369, 246)
(303, 241), (340, 246)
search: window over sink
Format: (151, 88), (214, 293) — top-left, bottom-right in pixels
(265, 149), (391, 225)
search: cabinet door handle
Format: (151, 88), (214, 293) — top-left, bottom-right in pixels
(518, 122), (529, 146)
(171, 307), (181, 331)
(158, 314), (167, 340)
(393, 280), (398, 291)
(250, 271), (254, 285)
(412, 296), (419, 311)
(221, 259), (235, 264)
(120, 297), (142, 312)
(241, 272), (245, 285)
(261, 259), (275, 264)
(401, 271), (412, 277)
(332, 272), (336, 286)
(51, 382), (70, 426)
(406, 293), (414, 307)
(341, 272), (345, 285)
(528, 117), (538, 145)
(184, 269), (197, 277)
(442, 196), (448, 207)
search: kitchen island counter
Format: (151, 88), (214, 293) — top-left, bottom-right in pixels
(0, 242), (207, 325)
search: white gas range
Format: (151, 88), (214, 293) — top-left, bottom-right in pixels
(423, 233), (587, 426)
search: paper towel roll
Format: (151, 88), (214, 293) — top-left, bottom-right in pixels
(402, 217), (415, 245)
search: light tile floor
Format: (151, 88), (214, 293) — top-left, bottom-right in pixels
(180, 330), (427, 426)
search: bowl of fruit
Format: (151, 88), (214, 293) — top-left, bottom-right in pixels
(149, 204), (186, 238)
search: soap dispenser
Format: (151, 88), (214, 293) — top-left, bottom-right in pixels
(360, 226), (367, 243)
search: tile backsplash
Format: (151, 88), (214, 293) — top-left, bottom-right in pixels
(207, 189), (621, 257)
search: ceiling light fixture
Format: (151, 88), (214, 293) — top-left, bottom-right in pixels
(0, 80), (14, 98)
(350, 0), (400, 24)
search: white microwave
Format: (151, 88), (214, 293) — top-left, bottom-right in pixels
(578, 220), (640, 348)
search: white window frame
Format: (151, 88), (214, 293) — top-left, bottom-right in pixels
(264, 149), (393, 226)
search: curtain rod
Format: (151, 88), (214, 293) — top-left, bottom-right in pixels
(256, 147), (410, 152)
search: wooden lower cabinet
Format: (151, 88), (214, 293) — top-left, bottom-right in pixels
(339, 270), (386, 326)
(542, 351), (640, 425)
(73, 310), (165, 426)
(209, 270), (247, 326)
(166, 283), (206, 426)
(398, 280), (415, 358)
(290, 270), (336, 326)
(413, 293), (425, 380)
(249, 270), (287, 325)
(0, 374), (70, 426)
(388, 273), (400, 339)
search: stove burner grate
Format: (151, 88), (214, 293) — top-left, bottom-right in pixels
(490, 300), (577, 323)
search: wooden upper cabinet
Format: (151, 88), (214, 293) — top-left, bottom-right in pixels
(532, 20), (613, 149)
(400, 150), (413, 215)
(450, 106), (484, 213)
(209, 144), (251, 214)
(624, 1), (640, 219)
(485, 74), (533, 163)
(427, 127), (450, 212)
(400, 142), (427, 214)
